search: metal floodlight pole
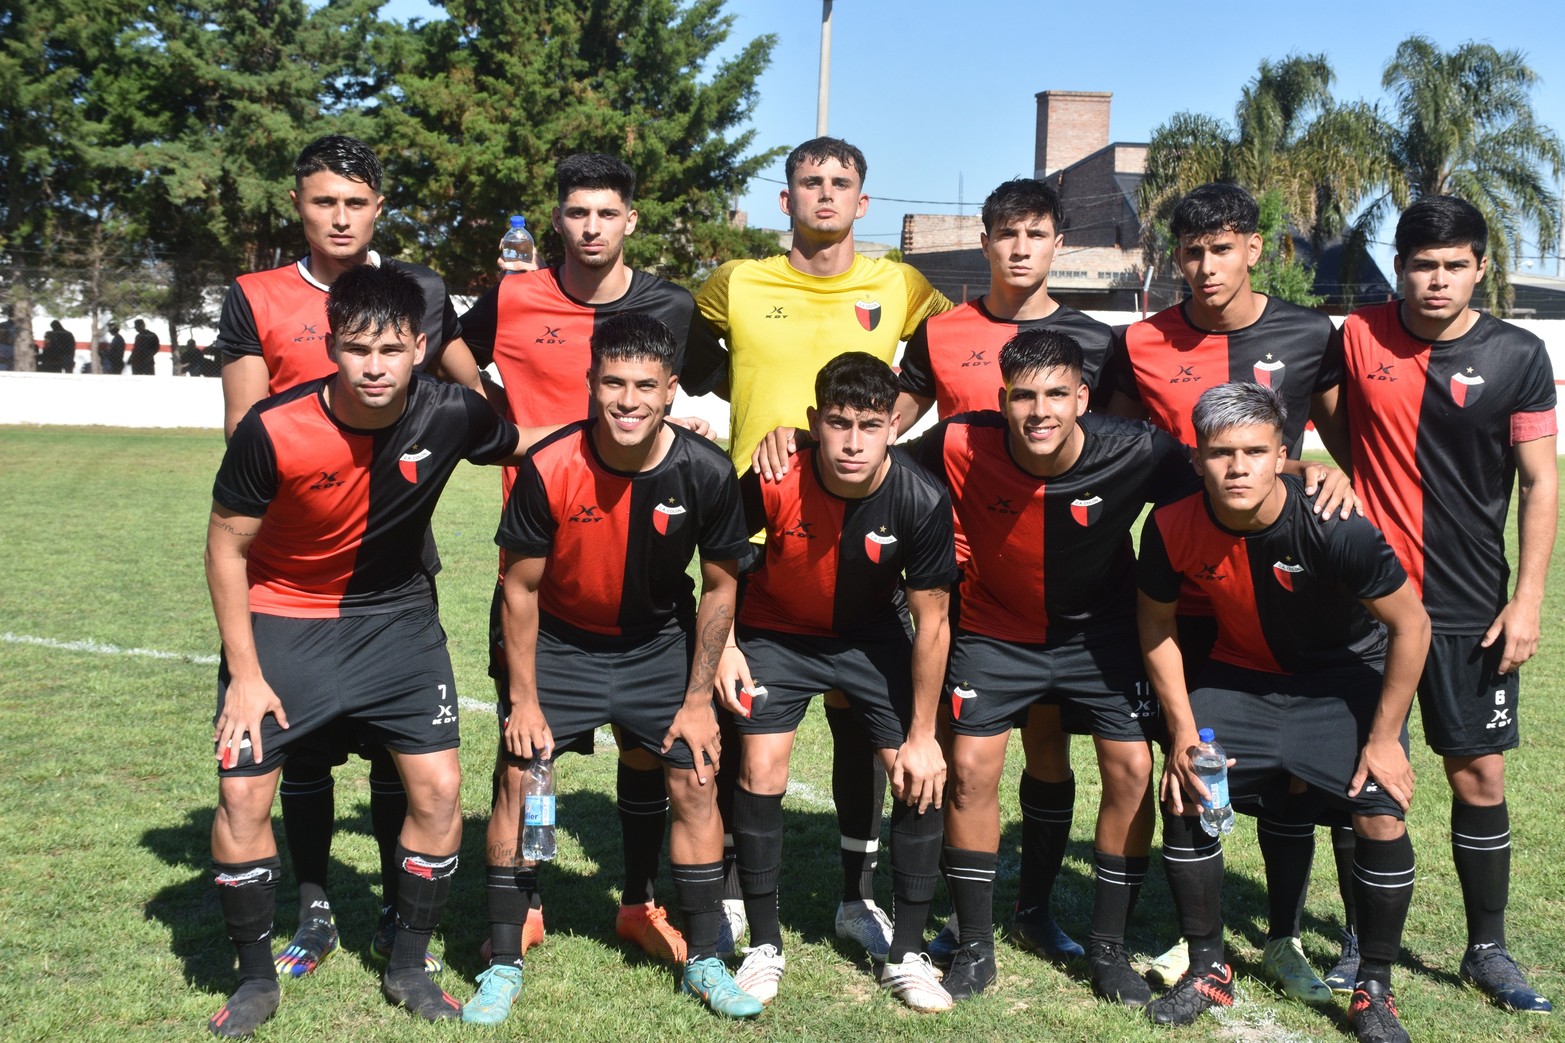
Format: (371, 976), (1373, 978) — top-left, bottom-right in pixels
(817, 1), (832, 137)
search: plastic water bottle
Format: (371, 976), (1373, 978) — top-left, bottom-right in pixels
(1193, 728), (1234, 837)
(521, 756), (556, 861)
(499, 215), (535, 274)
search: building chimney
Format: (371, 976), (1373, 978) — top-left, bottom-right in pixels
(1034, 91), (1112, 178)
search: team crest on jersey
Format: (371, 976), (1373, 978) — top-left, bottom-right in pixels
(1272, 556), (1303, 591)
(1070, 494), (1104, 527)
(652, 498), (687, 536)
(864, 526), (897, 562)
(1450, 368), (1485, 407)
(855, 299), (881, 332)
(1253, 354), (1286, 389)
(399, 445), (431, 484)
(950, 683), (977, 720)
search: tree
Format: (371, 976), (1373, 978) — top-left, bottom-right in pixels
(378, 0), (782, 291)
(1347, 36), (1564, 313)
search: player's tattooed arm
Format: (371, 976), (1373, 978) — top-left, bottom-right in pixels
(209, 516), (259, 537)
(665, 558), (739, 784)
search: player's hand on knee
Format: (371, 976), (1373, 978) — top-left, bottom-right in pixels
(504, 705), (554, 761)
(1304, 464), (1359, 520)
(215, 673), (287, 769)
(1350, 739), (1413, 812)
(664, 700), (721, 785)
(891, 736), (946, 813)
(751, 426), (797, 482)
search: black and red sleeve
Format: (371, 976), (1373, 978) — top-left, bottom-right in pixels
(1136, 514), (1184, 604)
(212, 410), (279, 515)
(494, 458), (556, 558)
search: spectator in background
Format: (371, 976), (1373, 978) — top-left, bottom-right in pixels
(40, 320), (76, 373)
(1, 315), (16, 370)
(181, 338), (204, 376)
(129, 319), (159, 375)
(100, 323), (127, 374)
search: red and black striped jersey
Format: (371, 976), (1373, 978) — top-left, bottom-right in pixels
(910, 411), (1198, 644)
(1335, 303), (1557, 632)
(496, 422), (752, 639)
(737, 448), (957, 638)
(1106, 297), (1336, 455)
(1140, 475), (1407, 673)
(212, 256), (462, 393)
(213, 375), (516, 618)
(898, 299), (1112, 417)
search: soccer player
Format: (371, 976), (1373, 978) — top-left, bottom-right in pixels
(476, 313), (761, 1023)
(459, 154), (726, 979)
(204, 265), (534, 1037)
(210, 134), (482, 980)
(906, 328), (1198, 1005)
(722, 353), (955, 1011)
(690, 136), (953, 959)
(1315, 196), (1557, 1013)
(1138, 381), (1429, 1043)
(1105, 182), (1357, 998)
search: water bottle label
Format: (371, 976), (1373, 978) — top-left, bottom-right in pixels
(1202, 775), (1229, 812)
(524, 794), (555, 827)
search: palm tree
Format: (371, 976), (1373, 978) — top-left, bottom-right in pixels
(1348, 36), (1563, 313)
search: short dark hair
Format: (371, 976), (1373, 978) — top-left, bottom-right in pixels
(295, 135), (383, 192)
(326, 264), (425, 342)
(998, 328), (1084, 384)
(591, 313), (676, 372)
(1170, 182), (1259, 241)
(785, 136), (867, 185)
(814, 352), (897, 415)
(1191, 382), (1286, 442)
(556, 153), (636, 206)
(981, 178), (1064, 236)
(1394, 195), (1488, 262)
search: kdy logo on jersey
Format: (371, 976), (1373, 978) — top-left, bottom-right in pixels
(855, 299), (881, 332)
(569, 505), (603, 523)
(1450, 367), (1485, 407)
(399, 444), (431, 483)
(652, 497), (687, 536)
(535, 325), (566, 345)
(1253, 353), (1286, 389)
(864, 526), (898, 563)
(1070, 494), (1103, 527)
(1169, 365), (1202, 384)
(1272, 555), (1303, 591)
(961, 350), (990, 368)
(780, 518), (816, 539)
(950, 683), (977, 721)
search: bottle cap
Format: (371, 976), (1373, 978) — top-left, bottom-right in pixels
(1197, 727), (1214, 743)
(510, 215), (526, 228)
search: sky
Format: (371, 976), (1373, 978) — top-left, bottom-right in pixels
(383, 0), (1565, 275)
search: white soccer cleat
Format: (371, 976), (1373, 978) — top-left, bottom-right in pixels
(880, 952), (954, 1012)
(734, 943), (785, 1004)
(717, 898), (747, 957)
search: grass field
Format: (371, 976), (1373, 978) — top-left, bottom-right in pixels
(1, 425), (1561, 1043)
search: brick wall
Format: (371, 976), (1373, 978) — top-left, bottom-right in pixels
(1033, 91), (1112, 177)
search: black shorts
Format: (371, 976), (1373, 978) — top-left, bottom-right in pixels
(943, 629), (1161, 743)
(497, 620), (699, 769)
(1188, 659), (1406, 821)
(1416, 632), (1520, 757)
(732, 624), (912, 750)
(215, 604), (460, 777)
(488, 586), (595, 757)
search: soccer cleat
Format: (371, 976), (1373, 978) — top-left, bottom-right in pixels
(382, 967), (462, 1021)
(925, 919), (960, 968)
(461, 964), (523, 1025)
(372, 908), (446, 975)
(273, 917), (338, 978)
(1323, 929), (1360, 994)
(880, 952), (954, 1012)
(1260, 936), (1332, 1003)
(1010, 905), (1085, 964)
(208, 979), (280, 1038)
(682, 956), (764, 1018)
(942, 941), (997, 1001)
(735, 943), (786, 1004)
(717, 898), (747, 958)
(834, 899), (893, 961)
(476, 905), (546, 964)
(1459, 944), (1554, 1013)
(1146, 962), (1234, 1026)
(615, 901), (687, 964)
(1349, 979), (1410, 1043)
(1088, 941), (1152, 1008)
(1146, 937), (1190, 989)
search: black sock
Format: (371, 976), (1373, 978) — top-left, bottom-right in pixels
(616, 762), (667, 906)
(1331, 825), (1358, 934)
(943, 846), (997, 946)
(733, 786), (784, 950)
(214, 857), (282, 983)
(485, 864), (535, 966)
(1351, 831), (1414, 988)
(1257, 815), (1315, 940)
(1016, 771), (1073, 917)
(390, 845), (457, 974)
(368, 750), (407, 909)
(825, 703), (884, 902)
(672, 861), (725, 961)
(888, 801), (943, 961)
(1089, 850), (1148, 948)
(1160, 811), (1225, 969)
(1451, 799), (1509, 949)
(716, 709), (743, 901)
(278, 761), (333, 913)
